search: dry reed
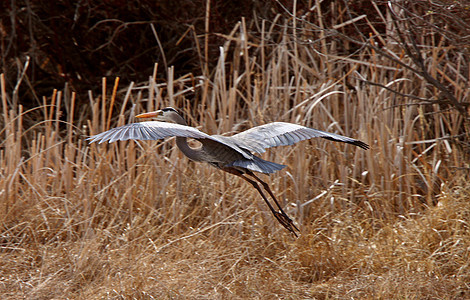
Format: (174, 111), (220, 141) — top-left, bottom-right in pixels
(1, 8), (469, 299)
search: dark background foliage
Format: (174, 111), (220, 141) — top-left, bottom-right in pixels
(1, 0), (279, 106)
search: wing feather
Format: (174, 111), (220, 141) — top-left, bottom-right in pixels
(231, 122), (369, 153)
(288, 131), (302, 143)
(109, 128), (127, 143)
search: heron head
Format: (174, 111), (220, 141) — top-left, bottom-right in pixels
(136, 107), (186, 124)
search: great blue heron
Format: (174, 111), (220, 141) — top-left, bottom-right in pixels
(88, 107), (369, 236)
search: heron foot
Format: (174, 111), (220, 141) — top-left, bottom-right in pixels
(274, 211), (299, 237)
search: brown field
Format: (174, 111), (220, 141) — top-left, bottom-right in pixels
(1, 3), (470, 299)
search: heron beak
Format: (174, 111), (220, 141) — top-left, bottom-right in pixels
(136, 110), (161, 119)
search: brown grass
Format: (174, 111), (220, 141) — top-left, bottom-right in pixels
(1, 7), (469, 299)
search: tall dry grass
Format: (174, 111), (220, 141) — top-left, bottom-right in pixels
(1, 10), (469, 300)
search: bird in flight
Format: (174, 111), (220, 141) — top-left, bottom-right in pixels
(88, 107), (369, 236)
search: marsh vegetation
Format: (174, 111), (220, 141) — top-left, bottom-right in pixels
(1, 1), (469, 298)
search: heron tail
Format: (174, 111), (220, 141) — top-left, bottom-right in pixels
(228, 156), (286, 174)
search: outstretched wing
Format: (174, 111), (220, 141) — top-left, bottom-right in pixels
(88, 121), (211, 143)
(87, 121), (253, 159)
(231, 122), (369, 153)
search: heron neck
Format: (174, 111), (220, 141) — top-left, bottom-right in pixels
(176, 137), (202, 161)
(172, 113), (203, 161)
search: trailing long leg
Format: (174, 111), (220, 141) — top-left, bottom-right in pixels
(246, 172), (290, 214)
(237, 173), (299, 237)
(246, 171), (299, 232)
(222, 167), (298, 236)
